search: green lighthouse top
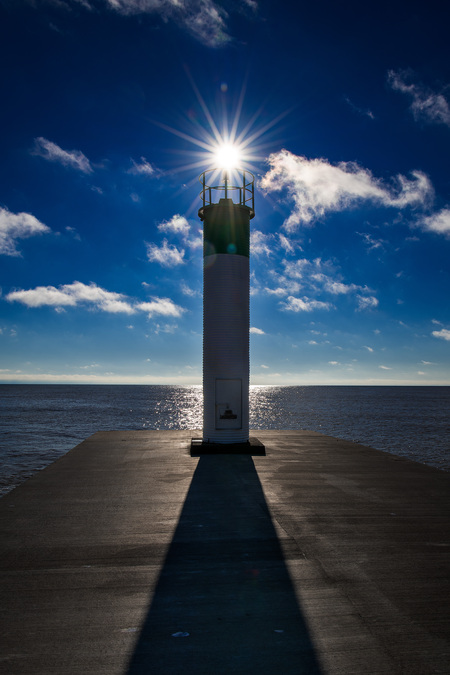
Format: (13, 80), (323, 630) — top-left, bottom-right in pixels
(198, 168), (255, 222)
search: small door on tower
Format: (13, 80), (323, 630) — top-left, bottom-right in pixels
(215, 378), (242, 429)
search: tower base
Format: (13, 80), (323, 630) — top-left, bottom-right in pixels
(190, 437), (265, 456)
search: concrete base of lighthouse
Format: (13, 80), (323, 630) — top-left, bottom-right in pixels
(190, 436), (265, 456)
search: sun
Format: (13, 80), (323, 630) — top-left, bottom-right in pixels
(152, 70), (292, 197)
(214, 143), (242, 170)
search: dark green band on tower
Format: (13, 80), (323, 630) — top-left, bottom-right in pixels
(200, 199), (251, 258)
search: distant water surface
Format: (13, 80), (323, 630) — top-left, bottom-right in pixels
(1, 384), (449, 496)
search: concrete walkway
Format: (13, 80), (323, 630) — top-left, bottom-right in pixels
(0, 430), (449, 674)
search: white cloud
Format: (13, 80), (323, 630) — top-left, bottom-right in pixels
(432, 328), (450, 341)
(250, 230), (272, 256)
(283, 258), (311, 279)
(32, 137), (93, 173)
(311, 273), (362, 295)
(137, 297), (185, 318)
(260, 149), (433, 231)
(146, 238), (185, 266)
(128, 156), (157, 176)
(7, 286), (77, 308)
(420, 208), (450, 236)
(265, 286), (292, 297)
(325, 280), (359, 294)
(356, 295), (379, 311)
(282, 258), (375, 308)
(187, 231), (203, 250)
(364, 345), (374, 352)
(7, 281), (188, 321)
(329, 361), (340, 366)
(388, 70), (450, 127)
(250, 327), (265, 334)
(281, 296), (332, 312)
(158, 214), (190, 238)
(105, 0), (231, 47)
(0, 207), (50, 256)
(379, 365), (392, 370)
(6, 281), (136, 314)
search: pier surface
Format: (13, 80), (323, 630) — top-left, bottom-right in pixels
(1, 429), (449, 674)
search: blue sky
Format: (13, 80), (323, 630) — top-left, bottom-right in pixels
(1, 0), (450, 385)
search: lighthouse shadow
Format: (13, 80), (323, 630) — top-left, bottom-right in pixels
(126, 454), (322, 675)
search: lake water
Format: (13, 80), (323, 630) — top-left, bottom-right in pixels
(1, 384), (449, 496)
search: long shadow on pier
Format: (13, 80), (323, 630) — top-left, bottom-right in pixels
(127, 454), (322, 675)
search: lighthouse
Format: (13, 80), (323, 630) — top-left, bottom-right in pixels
(199, 168), (254, 445)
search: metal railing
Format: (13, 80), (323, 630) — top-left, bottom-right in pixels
(199, 168), (255, 216)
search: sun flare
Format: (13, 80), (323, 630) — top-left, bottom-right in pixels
(214, 143), (242, 170)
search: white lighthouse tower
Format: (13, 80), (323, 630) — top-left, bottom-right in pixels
(199, 168), (254, 445)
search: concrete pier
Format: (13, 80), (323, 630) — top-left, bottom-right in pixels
(1, 429), (449, 674)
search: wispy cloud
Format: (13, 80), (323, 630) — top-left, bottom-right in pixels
(432, 328), (450, 341)
(278, 233), (297, 254)
(180, 281), (199, 297)
(0, 206), (51, 257)
(250, 326), (265, 334)
(344, 96), (375, 120)
(270, 257), (376, 310)
(358, 232), (385, 251)
(311, 273), (363, 295)
(182, 0), (231, 47)
(280, 296), (332, 312)
(104, 0), (232, 47)
(260, 150), (433, 231)
(146, 238), (185, 266)
(6, 281), (136, 313)
(65, 226), (81, 241)
(32, 137), (93, 173)
(388, 70), (450, 127)
(264, 285), (297, 297)
(128, 156), (157, 176)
